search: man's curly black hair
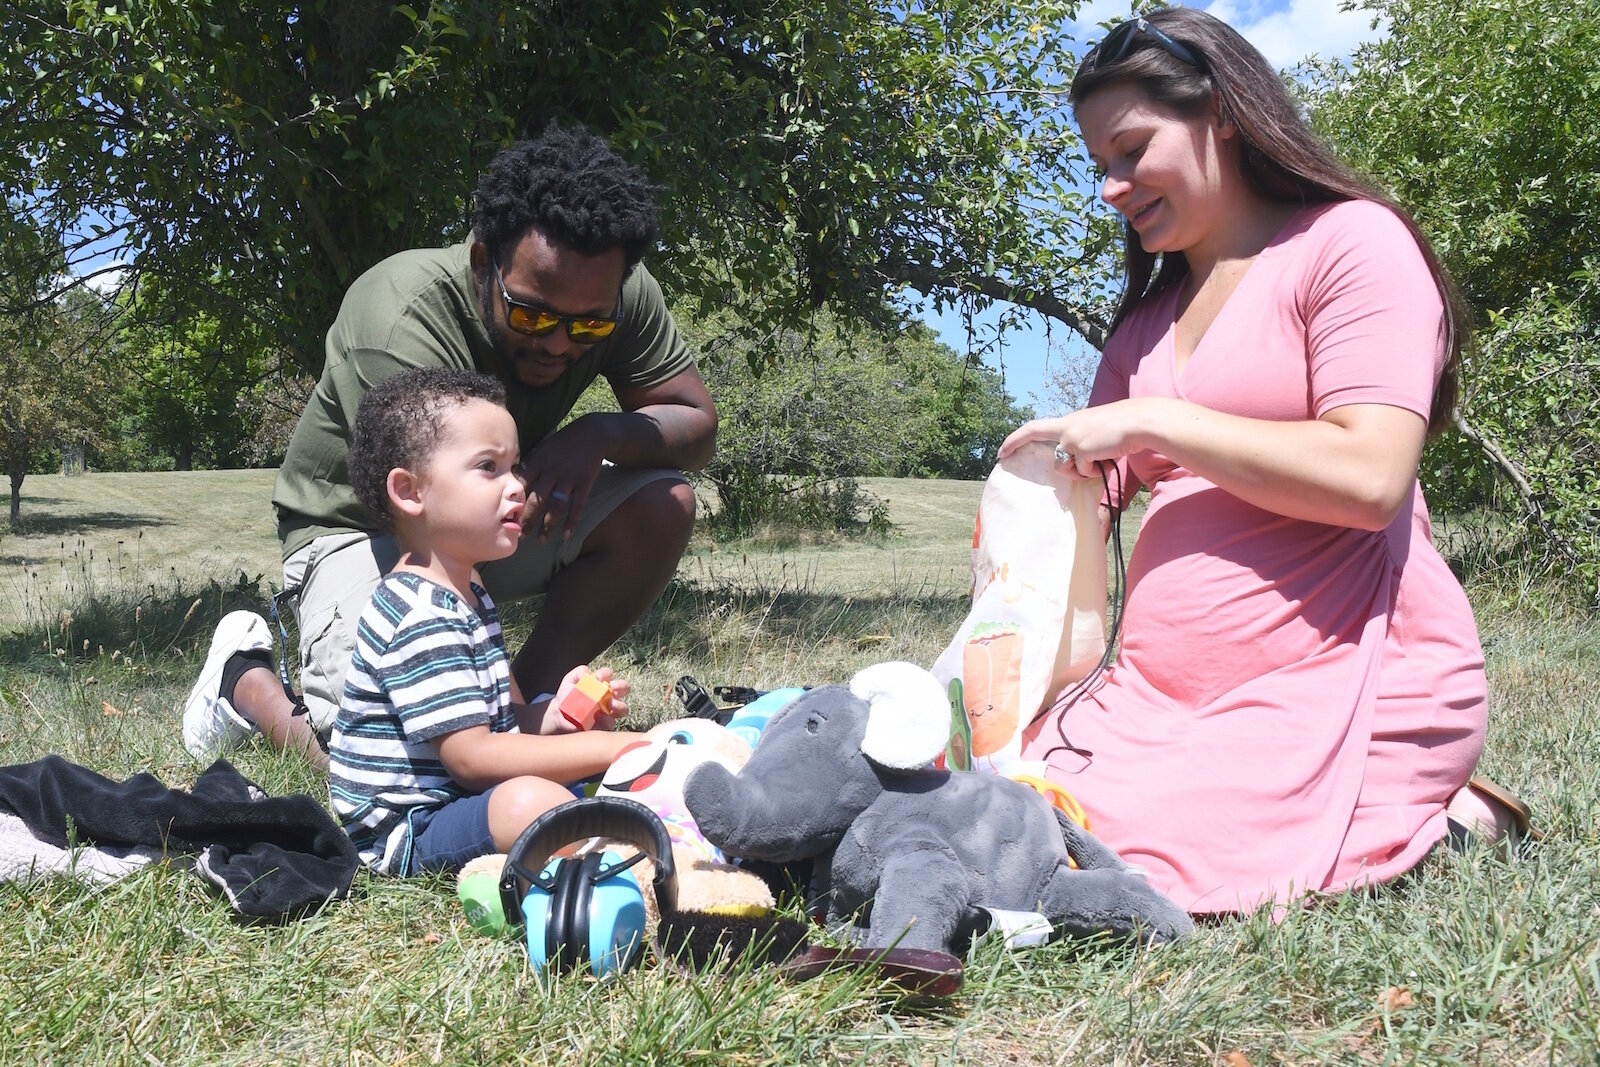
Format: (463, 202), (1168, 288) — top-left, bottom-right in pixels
(471, 122), (660, 269)
(349, 368), (509, 528)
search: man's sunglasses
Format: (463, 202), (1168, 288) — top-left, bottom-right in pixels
(1085, 17), (1203, 72)
(491, 257), (622, 343)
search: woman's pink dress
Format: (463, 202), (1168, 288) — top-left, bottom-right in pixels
(1021, 200), (1487, 914)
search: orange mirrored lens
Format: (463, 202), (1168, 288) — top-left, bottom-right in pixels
(506, 306), (617, 342)
(566, 319), (618, 341)
(507, 306), (561, 335)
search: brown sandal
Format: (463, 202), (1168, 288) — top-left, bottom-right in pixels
(1467, 776), (1543, 841)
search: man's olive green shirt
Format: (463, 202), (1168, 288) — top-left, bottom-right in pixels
(272, 241), (692, 560)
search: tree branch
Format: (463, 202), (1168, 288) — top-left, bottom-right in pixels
(1450, 412), (1538, 507)
(885, 264), (1108, 351)
(1448, 408), (1585, 573)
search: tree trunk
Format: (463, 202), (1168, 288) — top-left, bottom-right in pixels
(7, 454), (23, 526)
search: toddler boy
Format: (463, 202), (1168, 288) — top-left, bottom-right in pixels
(329, 368), (641, 874)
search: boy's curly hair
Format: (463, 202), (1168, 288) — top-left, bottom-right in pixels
(471, 122), (660, 269)
(349, 368), (509, 527)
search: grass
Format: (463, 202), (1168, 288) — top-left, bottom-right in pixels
(0, 470), (282, 635)
(2, 471), (1597, 1065)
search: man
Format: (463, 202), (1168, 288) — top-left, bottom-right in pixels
(182, 124), (717, 769)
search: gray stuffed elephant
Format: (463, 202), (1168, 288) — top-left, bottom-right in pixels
(682, 662), (1193, 954)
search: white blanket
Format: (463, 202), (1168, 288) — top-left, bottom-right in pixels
(0, 811), (159, 884)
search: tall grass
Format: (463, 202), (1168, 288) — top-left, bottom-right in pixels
(1, 480), (1597, 1066)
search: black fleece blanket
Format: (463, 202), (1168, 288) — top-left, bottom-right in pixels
(0, 755), (357, 922)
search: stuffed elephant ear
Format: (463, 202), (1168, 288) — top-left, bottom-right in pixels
(851, 661), (949, 771)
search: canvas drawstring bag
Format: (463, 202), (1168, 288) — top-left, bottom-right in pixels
(930, 442), (1107, 775)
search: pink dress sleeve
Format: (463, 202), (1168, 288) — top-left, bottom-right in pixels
(1300, 200), (1444, 421)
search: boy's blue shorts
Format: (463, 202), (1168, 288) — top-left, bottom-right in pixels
(404, 782), (591, 875)
(407, 791), (496, 875)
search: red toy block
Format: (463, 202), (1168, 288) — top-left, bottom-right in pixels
(557, 672), (613, 729)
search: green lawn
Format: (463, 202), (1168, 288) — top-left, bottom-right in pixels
(0, 470), (282, 633)
(1, 471), (1596, 1066)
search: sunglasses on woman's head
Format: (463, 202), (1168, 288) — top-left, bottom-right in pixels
(1086, 17), (1203, 71)
(491, 257), (622, 343)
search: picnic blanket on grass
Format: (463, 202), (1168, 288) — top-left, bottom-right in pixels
(0, 755), (357, 922)
(0, 810), (160, 883)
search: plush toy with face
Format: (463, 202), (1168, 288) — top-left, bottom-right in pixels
(596, 717), (755, 865)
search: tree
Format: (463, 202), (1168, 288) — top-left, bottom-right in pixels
(673, 310), (1027, 534)
(1302, 0), (1600, 596)
(0, 218), (120, 524)
(1040, 331), (1102, 416)
(887, 326), (1036, 480)
(108, 283), (281, 470)
(4, 1), (1113, 385)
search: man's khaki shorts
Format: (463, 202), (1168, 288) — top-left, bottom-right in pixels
(282, 466), (683, 731)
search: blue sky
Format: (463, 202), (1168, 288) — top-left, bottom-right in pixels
(922, 0), (1388, 413)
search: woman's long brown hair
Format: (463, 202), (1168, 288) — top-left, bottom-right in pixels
(1071, 7), (1466, 432)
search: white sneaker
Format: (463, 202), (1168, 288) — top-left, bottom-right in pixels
(182, 611), (274, 758)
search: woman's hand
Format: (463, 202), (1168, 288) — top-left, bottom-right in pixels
(1000, 398), (1426, 530)
(999, 400), (1164, 478)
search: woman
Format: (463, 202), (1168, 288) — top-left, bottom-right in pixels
(1001, 8), (1512, 914)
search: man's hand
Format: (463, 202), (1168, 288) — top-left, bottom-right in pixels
(518, 418), (610, 543)
(517, 366), (717, 543)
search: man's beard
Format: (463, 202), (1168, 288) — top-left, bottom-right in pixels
(474, 264), (574, 389)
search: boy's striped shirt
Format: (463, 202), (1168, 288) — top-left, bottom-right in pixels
(329, 571), (516, 873)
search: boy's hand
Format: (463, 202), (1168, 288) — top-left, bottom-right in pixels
(542, 665), (630, 734)
(588, 666), (630, 731)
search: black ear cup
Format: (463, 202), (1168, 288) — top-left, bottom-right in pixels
(564, 851), (607, 972)
(545, 854), (590, 972)
(499, 859), (527, 928)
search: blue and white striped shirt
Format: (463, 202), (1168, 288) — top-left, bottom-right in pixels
(329, 571), (518, 873)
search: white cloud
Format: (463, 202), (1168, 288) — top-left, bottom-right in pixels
(1072, 0), (1141, 34)
(78, 260), (129, 296)
(1068, 1), (1387, 70)
(1201, 0), (1386, 68)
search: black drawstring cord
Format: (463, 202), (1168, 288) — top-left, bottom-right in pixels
(1032, 460), (1128, 767)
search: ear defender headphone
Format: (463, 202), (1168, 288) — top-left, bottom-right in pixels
(498, 796), (678, 979)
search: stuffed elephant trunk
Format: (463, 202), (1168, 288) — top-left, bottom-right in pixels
(684, 759), (856, 863)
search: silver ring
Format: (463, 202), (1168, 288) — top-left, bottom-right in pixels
(1053, 446), (1073, 465)
(548, 490), (569, 503)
